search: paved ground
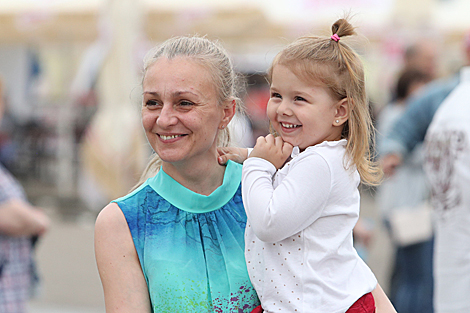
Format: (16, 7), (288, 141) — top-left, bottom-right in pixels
(25, 184), (394, 312)
(27, 212), (106, 312)
(29, 303), (104, 313)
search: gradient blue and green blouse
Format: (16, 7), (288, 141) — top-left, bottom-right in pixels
(114, 161), (259, 312)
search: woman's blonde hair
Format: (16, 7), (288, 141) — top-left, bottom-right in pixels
(267, 18), (382, 185)
(134, 36), (244, 189)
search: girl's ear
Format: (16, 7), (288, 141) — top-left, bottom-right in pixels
(219, 99), (237, 129)
(333, 98), (349, 126)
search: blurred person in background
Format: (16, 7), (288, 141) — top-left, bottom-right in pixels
(0, 78), (50, 313)
(379, 30), (470, 313)
(402, 40), (439, 80)
(383, 39), (439, 107)
(376, 68), (433, 313)
(355, 39), (439, 265)
(423, 64), (470, 312)
(380, 30), (470, 177)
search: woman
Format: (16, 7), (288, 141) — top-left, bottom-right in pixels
(94, 36), (259, 313)
(95, 35), (395, 313)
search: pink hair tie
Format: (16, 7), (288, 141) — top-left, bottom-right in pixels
(331, 34), (340, 42)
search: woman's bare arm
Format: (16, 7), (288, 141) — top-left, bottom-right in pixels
(95, 203), (151, 313)
(372, 283), (397, 313)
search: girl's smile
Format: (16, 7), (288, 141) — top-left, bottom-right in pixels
(280, 122), (302, 129)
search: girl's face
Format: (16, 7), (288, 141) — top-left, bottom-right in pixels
(267, 64), (346, 150)
(142, 57), (233, 168)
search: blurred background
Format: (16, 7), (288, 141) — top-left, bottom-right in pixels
(0, 0), (469, 312)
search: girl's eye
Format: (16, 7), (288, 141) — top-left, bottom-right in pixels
(271, 92), (282, 99)
(294, 96), (307, 102)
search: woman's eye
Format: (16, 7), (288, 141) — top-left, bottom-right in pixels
(179, 100), (194, 106)
(271, 92), (282, 99)
(145, 99), (160, 107)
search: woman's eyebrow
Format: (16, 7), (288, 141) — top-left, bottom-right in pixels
(142, 90), (200, 97)
(174, 90), (200, 98)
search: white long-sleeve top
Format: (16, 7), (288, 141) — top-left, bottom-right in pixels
(242, 140), (377, 313)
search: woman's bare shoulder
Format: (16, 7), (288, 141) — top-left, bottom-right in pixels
(95, 202), (128, 232)
(94, 202), (133, 253)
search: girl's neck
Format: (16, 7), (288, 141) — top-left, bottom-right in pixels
(161, 154), (226, 196)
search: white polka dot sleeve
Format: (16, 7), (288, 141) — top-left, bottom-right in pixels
(241, 153), (331, 242)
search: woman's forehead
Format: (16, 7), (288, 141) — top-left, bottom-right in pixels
(144, 58), (212, 85)
(143, 57), (218, 99)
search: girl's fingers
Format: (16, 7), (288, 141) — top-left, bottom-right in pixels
(256, 136), (267, 146)
(217, 147), (228, 156)
(265, 134), (275, 145)
(282, 141), (293, 155)
(274, 136), (284, 147)
(217, 147), (248, 164)
(218, 155), (229, 165)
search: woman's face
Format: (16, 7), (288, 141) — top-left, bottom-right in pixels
(142, 56), (232, 167)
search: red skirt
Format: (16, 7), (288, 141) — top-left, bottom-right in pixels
(345, 292), (375, 313)
(250, 292), (375, 313)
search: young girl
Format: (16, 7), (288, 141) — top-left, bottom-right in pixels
(220, 18), (391, 312)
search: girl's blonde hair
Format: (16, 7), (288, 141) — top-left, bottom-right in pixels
(134, 36), (244, 189)
(268, 18), (382, 185)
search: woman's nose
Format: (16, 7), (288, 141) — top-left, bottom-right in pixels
(156, 105), (178, 127)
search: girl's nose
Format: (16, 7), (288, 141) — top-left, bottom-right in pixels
(156, 105), (178, 127)
(277, 100), (293, 116)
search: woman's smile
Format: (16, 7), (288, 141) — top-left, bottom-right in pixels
(158, 133), (187, 142)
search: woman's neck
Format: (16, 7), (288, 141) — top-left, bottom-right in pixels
(161, 154), (226, 196)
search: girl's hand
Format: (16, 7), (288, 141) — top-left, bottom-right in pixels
(250, 134), (293, 169)
(218, 147), (249, 165)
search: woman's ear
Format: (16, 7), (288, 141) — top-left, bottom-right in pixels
(219, 99), (237, 129)
(333, 98), (349, 126)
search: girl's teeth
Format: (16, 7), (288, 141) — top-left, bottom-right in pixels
(160, 135), (181, 140)
(282, 123), (299, 128)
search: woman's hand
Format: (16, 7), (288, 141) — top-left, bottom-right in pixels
(217, 147), (249, 165)
(250, 134), (293, 169)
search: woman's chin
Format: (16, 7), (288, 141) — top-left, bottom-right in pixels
(157, 152), (185, 164)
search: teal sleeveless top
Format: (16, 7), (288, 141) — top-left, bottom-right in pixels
(114, 161), (259, 312)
